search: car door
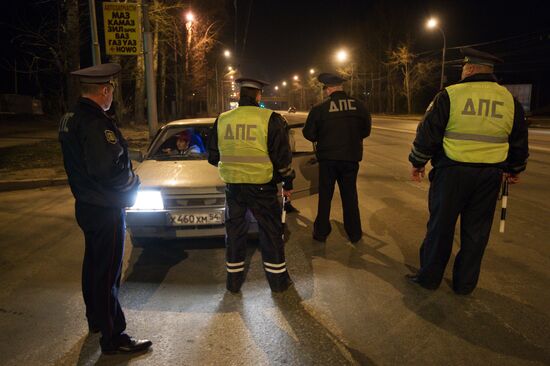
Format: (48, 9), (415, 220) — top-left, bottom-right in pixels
(288, 124), (319, 199)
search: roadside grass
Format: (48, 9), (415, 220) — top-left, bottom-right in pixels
(0, 139), (63, 171)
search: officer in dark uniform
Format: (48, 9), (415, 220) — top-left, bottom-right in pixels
(58, 63), (152, 354)
(407, 48), (529, 295)
(303, 73), (372, 243)
(208, 77), (295, 293)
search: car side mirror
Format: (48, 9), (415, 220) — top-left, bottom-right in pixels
(128, 149), (144, 162)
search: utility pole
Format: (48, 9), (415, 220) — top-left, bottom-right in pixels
(88, 0), (101, 65)
(141, 0), (158, 138)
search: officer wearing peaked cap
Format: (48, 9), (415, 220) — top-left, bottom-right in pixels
(58, 63), (152, 354)
(407, 48), (529, 295)
(303, 72), (372, 244)
(208, 77), (295, 293)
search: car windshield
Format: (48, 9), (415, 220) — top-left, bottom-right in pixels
(148, 125), (211, 160)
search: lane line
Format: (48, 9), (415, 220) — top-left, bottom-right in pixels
(373, 125), (550, 152)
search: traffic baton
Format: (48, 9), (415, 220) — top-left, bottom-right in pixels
(499, 177), (509, 233)
(281, 190), (287, 225)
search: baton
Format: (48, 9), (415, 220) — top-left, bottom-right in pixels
(282, 189), (287, 224)
(499, 178), (509, 233)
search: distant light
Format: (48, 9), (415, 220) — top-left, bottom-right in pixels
(336, 49), (348, 63)
(427, 18), (438, 29)
(228, 66), (233, 71)
(229, 75), (233, 79)
(282, 81), (287, 86)
(275, 86), (279, 90)
(309, 68), (315, 74)
(224, 50), (231, 58)
(293, 75), (299, 81)
(185, 12), (195, 22)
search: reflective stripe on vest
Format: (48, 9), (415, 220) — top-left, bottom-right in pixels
(217, 106), (273, 184)
(444, 81), (514, 163)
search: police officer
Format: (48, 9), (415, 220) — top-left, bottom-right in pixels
(407, 48), (529, 295)
(303, 73), (372, 243)
(59, 63), (152, 354)
(208, 77), (295, 293)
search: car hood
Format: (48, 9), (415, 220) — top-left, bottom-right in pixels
(136, 160), (224, 190)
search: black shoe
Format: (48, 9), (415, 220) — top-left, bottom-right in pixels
(350, 236), (362, 244)
(405, 274), (439, 290)
(102, 334), (152, 355)
(312, 232), (326, 242)
(88, 326), (100, 334)
(226, 273), (244, 293)
(284, 202), (299, 213)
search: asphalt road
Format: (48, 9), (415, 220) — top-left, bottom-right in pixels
(0, 117), (549, 365)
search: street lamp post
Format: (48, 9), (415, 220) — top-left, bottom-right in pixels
(215, 50), (231, 112)
(427, 18), (446, 89)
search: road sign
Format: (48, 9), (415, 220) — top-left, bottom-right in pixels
(103, 2), (142, 56)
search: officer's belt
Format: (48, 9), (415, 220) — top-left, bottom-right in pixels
(221, 155), (271, 163)
(444, 131), (508, 143)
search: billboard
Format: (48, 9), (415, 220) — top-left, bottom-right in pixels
(504, 84), (532, 113)
(103, 2), (142, 56)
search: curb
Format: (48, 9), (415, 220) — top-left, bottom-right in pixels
(0, 178), (68, 192)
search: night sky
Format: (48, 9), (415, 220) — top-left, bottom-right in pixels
(1, 0), (549, 95)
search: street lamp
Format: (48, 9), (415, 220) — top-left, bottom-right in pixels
(215, 48), (232, 112)
(282, 81), (287, 86)
(274, 85), (279, 91)
(336, 49), (348, 63)
(293, 75), (299, 81)
(309, 68), (315, 75)
(426, 17), (446, 89)
(335, 49), (354, 95)
(185, 11), (195, 22)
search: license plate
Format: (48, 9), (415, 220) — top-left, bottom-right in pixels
(169, 212), (223, 226)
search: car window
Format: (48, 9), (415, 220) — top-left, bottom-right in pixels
(289, 126), (314, 154)
(148, 125), (211, 160)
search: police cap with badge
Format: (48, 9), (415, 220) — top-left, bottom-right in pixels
(235, 77), (270, 91)
(317, 72), (347, 87)
(461, 47), (503, 67)
(71, 63), (121, 84)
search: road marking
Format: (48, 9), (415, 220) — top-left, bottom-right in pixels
(373, 125), (416, 134)
(373, 126), (550, 152)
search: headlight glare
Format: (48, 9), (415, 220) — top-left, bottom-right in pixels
(130, 190), (164, 210)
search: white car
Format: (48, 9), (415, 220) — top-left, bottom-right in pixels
(126, 115), (318, 243)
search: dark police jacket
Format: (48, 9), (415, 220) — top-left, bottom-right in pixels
(409, 74), (529, 173)
(59, 97), (140, 208)
(207, 96), (295, 190)
(303, 91), (372, 162)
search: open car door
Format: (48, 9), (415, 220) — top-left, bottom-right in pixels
(288, 124), (319, 199)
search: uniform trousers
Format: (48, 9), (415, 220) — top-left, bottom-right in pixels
(314, 160), (362, 242)
(417, 165), (502, 294)
(224, 183), (291, 292)
(75, 201), (127, 349)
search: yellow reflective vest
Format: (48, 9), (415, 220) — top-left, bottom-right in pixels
(444, 82), (514, 163)
(217, 106), (273, 184)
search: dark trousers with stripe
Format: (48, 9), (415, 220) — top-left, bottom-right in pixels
(314, 160), (362, 242)
(417, 166), (502, 294)
(224, 183), (291, 292)
(75, 201), (127, 349)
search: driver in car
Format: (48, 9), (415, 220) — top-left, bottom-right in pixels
(163, 131), (201, 155)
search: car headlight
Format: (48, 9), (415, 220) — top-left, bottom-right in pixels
(130, 190), (164, 210)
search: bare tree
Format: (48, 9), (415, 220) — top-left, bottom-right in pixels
(388, 44), (436, 113)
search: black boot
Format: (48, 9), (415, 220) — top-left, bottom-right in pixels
(226, 272), (244, 293)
